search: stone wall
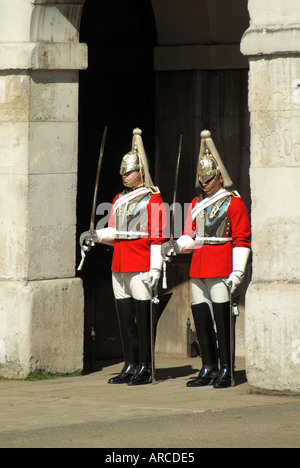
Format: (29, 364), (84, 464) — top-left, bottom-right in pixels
(0, 0), (86, 378)
(241, 0), (300, 393)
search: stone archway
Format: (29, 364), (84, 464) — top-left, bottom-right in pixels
(1, 0), (299, 393)
(0, 0), (250, 376)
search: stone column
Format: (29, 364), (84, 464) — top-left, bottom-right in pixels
(0, 1), (87, 378)
(241, 0), (300, 393)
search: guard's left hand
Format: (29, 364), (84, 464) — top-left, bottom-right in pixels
(226, 271), (245, 294)
(142, 269), (161, 289)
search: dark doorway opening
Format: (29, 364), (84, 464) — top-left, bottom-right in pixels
(77, 0), (157, 370)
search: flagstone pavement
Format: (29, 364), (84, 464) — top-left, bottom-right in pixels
(0, 356), (299, 448)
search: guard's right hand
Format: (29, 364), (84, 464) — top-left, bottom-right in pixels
(79, 230), (98, 251)
(161, 241), (178, 262)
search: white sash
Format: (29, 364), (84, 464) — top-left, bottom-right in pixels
(113, 187), (151, 216)
(191, 189), (232, 221)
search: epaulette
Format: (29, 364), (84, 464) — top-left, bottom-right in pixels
(148, 186), (160, 194)
(196, 193), (205, 204)
(229, 190), (241, 198)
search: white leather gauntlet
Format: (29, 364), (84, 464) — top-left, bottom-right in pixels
(142, 245), (163, 289)
(176, 235), (195, 253)
(161, 235), (195, 262)
(227, 247), (251, 294)
(95, 227), (117, 246)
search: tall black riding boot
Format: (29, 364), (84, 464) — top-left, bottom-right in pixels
(187, 303), (219, 387)
(213, 301), (232, 388)
(128, 300), (152, 386)
(108, 298), (139, 384)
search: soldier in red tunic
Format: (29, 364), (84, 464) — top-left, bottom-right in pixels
(162, 130), (251, 388)
(80, 129), (167, 385)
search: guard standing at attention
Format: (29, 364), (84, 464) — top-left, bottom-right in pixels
(80, 128), (167, 385)
(162, 130), (251, 388)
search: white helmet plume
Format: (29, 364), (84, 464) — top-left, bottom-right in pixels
(196, 130), (233, 190)
(131, 128), (154, 187)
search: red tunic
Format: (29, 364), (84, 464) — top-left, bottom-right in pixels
(184, 195), (251, 279)
(108, 191), (167, 273)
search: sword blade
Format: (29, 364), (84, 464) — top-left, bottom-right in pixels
(162, 135), (182, 289)
(90, 126), (108, 232)
(223, 280), (236, 387)
(150, 287), (160, 384)
(77, 126), (107, 272)
(150, 292), (156, 384)
(229, 291), (236, 387)
(170, 135), (183, 242)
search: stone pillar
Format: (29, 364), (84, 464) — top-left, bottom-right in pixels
(241, 0), (300, 393)
(0, 1), (87, 378)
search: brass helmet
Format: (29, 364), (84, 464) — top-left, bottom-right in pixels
(120, 128), (154, 187)
(120, 150), (142, 176)
(196, 130), (233, 192)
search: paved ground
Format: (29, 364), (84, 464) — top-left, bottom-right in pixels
(0, 357), (299, 449)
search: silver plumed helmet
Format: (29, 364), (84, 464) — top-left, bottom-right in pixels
(196, 130), (233, 192)
(120, 128), (154, 187)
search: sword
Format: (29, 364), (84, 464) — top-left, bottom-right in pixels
(77, 126), (108, 271)
(223, 279), (237, 387)
(162, 135), (183, 289)
(150, 287), (160, 384)
(229, 289), (236, 387)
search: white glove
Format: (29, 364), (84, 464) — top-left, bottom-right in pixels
(227, 247), (251, 294)
(161, 235), (195, 262)
(142, 245), (163, 289)
(95, 227), (116, 246)
(176, 235), (195, 252)
(144, 269), (161, 289)
(80, 228), (116, 250)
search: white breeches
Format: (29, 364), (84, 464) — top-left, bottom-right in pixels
(112, 272), (152, 301)
(191, 277), (230, 305)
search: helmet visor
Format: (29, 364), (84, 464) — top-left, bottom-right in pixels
(120, 152), (142, 175)
(197, 154), (220, 191)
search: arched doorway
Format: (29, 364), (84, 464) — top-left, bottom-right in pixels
(77, 0), (157, 368)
